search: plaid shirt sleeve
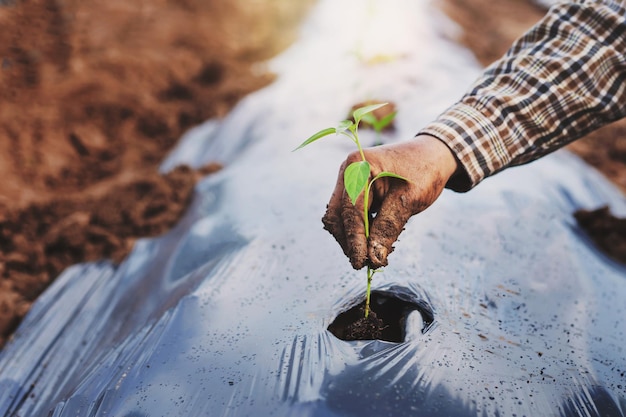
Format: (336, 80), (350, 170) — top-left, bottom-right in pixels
(419, 0), (626, 192)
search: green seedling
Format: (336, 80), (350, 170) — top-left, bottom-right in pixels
(295, 103), (408, 318)
(361, 108), (397, 146)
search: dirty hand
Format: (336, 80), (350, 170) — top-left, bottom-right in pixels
(322, 135), (459, 270)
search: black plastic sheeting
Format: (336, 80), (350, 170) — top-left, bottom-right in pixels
(1, 0), (625, 415)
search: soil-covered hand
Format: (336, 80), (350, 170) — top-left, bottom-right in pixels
(322, 135), (459, 269)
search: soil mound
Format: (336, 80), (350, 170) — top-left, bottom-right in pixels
(575, 206), (626, 265)
(0, 0), (312, 347)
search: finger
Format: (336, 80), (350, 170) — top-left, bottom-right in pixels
(322, 162), (350, 258)
(367, 187), (415, 268)
(341, 189), (368, 269)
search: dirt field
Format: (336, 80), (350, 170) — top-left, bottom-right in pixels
(0, 0), (313, 347)
(0, 0), (624, 348)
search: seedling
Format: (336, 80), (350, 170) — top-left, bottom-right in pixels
(295, 103), (408, 318)
(360, 107), (396, 146)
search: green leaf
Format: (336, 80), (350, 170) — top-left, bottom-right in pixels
(352, 102), (388, 124)
(360, 113), (377, 125)
(371, 171), (409, 183)
(293, 127), (336, 151)
(344, 161), (370, 205)
(336, 119), (354, 132)
(375, 111), (397, 131)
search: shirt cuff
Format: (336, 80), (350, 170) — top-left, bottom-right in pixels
(418, 102), (512, 192)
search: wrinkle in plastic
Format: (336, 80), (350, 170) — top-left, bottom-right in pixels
(1, 0), (625, 416)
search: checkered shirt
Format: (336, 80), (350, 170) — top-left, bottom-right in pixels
(419, 0), (626, 191)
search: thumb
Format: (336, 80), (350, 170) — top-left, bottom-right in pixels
(367, 189), (415, 268)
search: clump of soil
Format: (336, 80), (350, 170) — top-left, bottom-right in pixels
(328, 292), (431, 342)
(0, 0), (313, 348)
(574, 206), (626, 265)
(339, 309), (387, 341)
(0, 164), (217, 338)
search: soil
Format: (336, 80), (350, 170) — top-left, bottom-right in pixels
(328, 291), (432, 342)
(338, 310), (386, 341)
(574, 207), (626, 264)
(0, 0), (313, 347)
(1, 0), (625, 348)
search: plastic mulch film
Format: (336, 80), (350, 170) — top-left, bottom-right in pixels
(1, 0), (625, 416)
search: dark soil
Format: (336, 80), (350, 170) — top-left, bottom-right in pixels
(336, 309), (386, 341)
(328, 292), (431, 342)
(574, 207), (626, 265)
(0, 0), (313, 348)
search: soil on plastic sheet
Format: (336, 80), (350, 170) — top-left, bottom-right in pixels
(574, 207), (626, 265)
(338, 309), (387, 341)
(438, 0), (626, 264)
(0, 0), (313, 348)
(328, 292), (431, 342)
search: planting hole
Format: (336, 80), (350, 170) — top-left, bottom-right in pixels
(328, 290), (433, 343)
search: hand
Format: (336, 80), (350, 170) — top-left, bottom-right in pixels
(322, 135), (459, 269)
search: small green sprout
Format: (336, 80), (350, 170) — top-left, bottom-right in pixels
(361, 108), (397, 146)
(295, 103), (408, 318)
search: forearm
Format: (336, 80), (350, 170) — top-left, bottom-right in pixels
(420, 0), (626, 191)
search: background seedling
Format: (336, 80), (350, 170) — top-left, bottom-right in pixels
(295, 103), (408, 318)
(360, 107), (396, 146)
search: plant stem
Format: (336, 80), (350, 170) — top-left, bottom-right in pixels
(353, 131), (371, 238)
(364, 266), (374, 318)
(354, 130), (374, 319)
(352, 125), (366, 162)
(363, 180), (372, 239)
(358, 145), (366, 162)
